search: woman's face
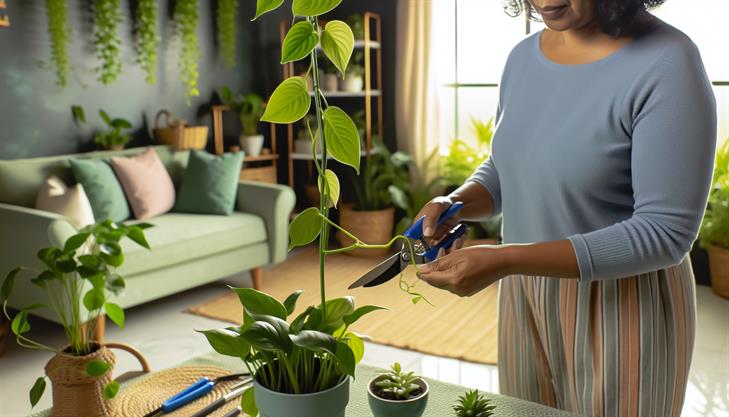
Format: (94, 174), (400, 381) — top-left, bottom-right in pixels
(527, 0), (597, 31)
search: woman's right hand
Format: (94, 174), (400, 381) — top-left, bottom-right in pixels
(414, 196), (464, 252)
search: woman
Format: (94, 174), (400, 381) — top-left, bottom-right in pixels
(416, 1), (716, 416)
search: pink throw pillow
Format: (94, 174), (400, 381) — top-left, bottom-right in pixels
(111, 148), (175, 220)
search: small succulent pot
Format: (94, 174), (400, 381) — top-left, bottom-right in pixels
(367, 374), (429, 417)
(253, 376), (350, 417)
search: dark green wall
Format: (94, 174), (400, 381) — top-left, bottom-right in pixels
(0, 0), (258, 159)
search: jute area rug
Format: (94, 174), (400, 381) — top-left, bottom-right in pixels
(188, 247), (498, 365)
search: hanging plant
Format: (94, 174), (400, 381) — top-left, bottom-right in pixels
(175, 0), (200, 101)
(45, 0), (70, 87)
(93, 0), (124, 85)
(217, 0), (238, 69)
(135, 0), (159, 84)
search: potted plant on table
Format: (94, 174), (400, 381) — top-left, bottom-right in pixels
(367, 362), (429, 417)
(198, 2), (429, 416)
(221, 86), (267, 157)
(452, 389), (495, 417)
(94, 110), (134, 151)
(1, 221), (152, 415)
(699, 138), (729, 299)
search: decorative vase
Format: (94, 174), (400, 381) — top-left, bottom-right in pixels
(339, 75), (363, 93)
(707, 244), (729, 299)
(367, 375), (429, 417)
(321, 74), (339, 92)
(337, 205), (394, 257)
(253, 374), (350, 417)
(239, 134), (264, 157)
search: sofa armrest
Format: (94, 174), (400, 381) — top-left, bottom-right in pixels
(235, 181), (296, 264)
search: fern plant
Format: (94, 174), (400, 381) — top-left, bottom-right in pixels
(217, 0), (238, 69)
(135, 0), (159, 84)
(453, 390), (495, 417)
(175, 0), (200, 102)
(45, 0), (70, 87)
(93, 0), (124, 85)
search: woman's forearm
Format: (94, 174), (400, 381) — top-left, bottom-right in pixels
(448, 181), (497, 221)
(500, 239), (580, 279)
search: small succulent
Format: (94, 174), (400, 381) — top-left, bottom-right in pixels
(373, 362), (422, 400)
(453, 389), (495, 417)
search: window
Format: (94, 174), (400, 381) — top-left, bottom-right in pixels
(433, 0), (729, 151)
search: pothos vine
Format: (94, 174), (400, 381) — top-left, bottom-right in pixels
(175, 0), (200, 102)
(217, 0), (238, 69)
(93, 0), (123, 85)
(45, 0), (70, 87)
(135, 0), (159, 84)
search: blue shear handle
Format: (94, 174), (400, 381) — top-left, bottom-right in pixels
(423, 223), (468, 262)
(162, 377), (214, 412)
(404, 201), (464, 240)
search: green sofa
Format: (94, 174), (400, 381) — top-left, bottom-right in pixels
(0, 146), (295, 333)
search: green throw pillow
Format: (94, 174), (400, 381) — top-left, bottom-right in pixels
(174, 150), (245, 215)
(70, 159), (130, 223)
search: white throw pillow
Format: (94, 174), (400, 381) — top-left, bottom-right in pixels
(35, 176), (95, 229)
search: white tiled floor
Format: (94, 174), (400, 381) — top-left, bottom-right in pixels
(0, 274), (727, 417)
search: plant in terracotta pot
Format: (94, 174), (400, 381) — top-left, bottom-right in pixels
(93, 109), (134, 151)
(222, 86), (266, 157)
(199, 2), (430, 416)
(367, 362), (429, 417)
(1, 220), (152, 414)
(452, 389), (495, 417)
(699, 138), (729, 299)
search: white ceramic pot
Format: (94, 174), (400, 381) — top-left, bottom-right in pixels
(339, 75), (363, 93)
(239, 134), (264, 157)
(321, 74), (339, 92)
(295, 138), (322, 155)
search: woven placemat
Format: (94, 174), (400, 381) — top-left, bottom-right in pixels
(114, 365), (244, 417)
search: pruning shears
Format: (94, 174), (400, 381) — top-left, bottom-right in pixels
(348, 202), (468, 289)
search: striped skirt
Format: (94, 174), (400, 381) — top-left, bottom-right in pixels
(498, 257), (696, 417)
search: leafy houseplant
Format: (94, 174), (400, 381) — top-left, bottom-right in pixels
(175, 0), (201, 102)
(93, 0), (124, 85)
(367, 362), (429, 417)
(200, 1), (430, 416)
(452, 389), (495, 417)
(699, 138), (729, 299)
(217, 0), (238, 69)
(221, 87), (266, 156)
(135, 0), (159, 84)
(346, 14), (365, 40)
(1, 221), (152, 412)
(94, 110), (133, 151)
(45, 0), (70, 87)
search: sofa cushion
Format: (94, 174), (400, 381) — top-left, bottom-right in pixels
(70, 159), (131, 222)
(35, 176), (95, 229)
(111, 148), (176, 220)
(120, 212), (267, 276)
(174, 151), (245, 215)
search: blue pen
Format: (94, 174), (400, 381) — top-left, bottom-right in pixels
(143, 373), (248, 417)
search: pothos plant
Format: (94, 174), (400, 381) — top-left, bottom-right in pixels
(45, 0), (70, 87)
(217, 0), (238, 69)
(93, 0), (124, 85)
(175, 0), (200, 102)
(199, 1), (429, 415)
(135, 0), (159, 84)
(0, 221), (152, 408)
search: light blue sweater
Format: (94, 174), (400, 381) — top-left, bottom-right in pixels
(468, 19), (717, 281)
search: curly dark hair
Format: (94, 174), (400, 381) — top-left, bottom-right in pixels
(504, 0), (667, 37)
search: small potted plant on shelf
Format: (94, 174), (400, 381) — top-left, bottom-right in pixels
(319, 56), (339, 92)
(94, 110), (134, 151)
(339, 51), (365, 93)
(452, 389), (495, 417)
(221, 86), (266, 157)
(367, 362), (429, 417)
(699, 138), (729, 299)
(1, 221), (152, 416)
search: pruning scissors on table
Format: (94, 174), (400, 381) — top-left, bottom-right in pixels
(348, 202), (468, 289)
(142, 372), (250, 417)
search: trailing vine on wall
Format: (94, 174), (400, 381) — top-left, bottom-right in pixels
(217, 0), (238, 69)
(135, 0), (159, 84)
(93, 0), (124, 84)
(45, 0), (70, 87)
(175, 0), (200, 101)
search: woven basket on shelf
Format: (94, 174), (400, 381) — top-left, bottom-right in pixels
(337, 205), (395, 257)
(708, 244), (729, 299)
(153, 110), (208, 150)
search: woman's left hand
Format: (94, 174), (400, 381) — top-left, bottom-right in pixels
(417, 245), (509, 297)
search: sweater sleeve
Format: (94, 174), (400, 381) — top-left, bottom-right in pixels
(568, 45), (717, 281)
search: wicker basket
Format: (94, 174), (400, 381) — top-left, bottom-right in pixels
(338, 205), (395, 257)
(708, 244), (729, 299)
(153, 110), (208, 150)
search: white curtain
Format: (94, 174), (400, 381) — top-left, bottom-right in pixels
(395, 0), (441, 179)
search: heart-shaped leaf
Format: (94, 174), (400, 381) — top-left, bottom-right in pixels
(320, 21), (354, 76)
(253, 0), (284, 20)
(78, 255), (100, 270)
(318, 297), (355, 332)
(86, 360), (111, 377)
(318, 169), (341, 208)
(83, 288), (106, 311)
(29, 377), (46, 407)
(63, 233), (90, 253)
(343, 331), (365, 364)
(323, 106), (360, 173)
(232, 287), (288, 320)
(334, 341), (356, 377)
(289, 329), (337, 354)
(281, 21), (319, 64)
(288, 207), (323, 250)
(11, 304), (44, 336)
(103, 381), (120, 400)
(37, 248), (60, 267)
(1, 267), (22, 302)
(343, 305), (387, 326)
(290, 305), (314, 333)
(283, 290), (304, 316)
(292, 0), (342, 16)
(242, 385), (258, 417)
(104, 303), (125, 329)
(260, 77), (311, 124)
(127, 227), (150, 249)
(242, 321), (292, 353)
(197, 328), (250, 358)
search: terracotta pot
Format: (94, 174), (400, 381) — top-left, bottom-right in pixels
(0, 319), (9, 356)
(338, 206), (394, 257)
(707, 244), (729, 299)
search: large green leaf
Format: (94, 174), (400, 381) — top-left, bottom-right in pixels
(283, 290), (304, 316)
(388, 185), (410, 211)
(260, 77), (310, 124)
(103, 381), (120, 400)
(320, 21), (354, 76)
(343, 305), (387, 326)
(281, 21), (319, 64)
(252, 0), (284, 20)
(323, 107), (361, 173)
(1, 267), (22, 302)
(292, 0), (342, 16)
(232, 287), (287, 320)
(29, 377), (46, 407)
(319, 297), (355, 332)
(104, 303), (125, 329)
(37, 247), (60, 268)
(83, 287), (106, 311)
(344, 331), (365, 364)
(290, 305), (314, 333)
(289, 330), (337, 353)
(318, 169), (341, 208)
(288, 207), (323, 250)
(242, 321), (292, 354)
(85, 360), (111, 377)
(334, 341), (356, 377)
(197, 328), (250, 358)
(127, 226), (150, 249)
(11, 304), (44, 336)
(242, 386), (258, 417)
(63, 233), (90, 253)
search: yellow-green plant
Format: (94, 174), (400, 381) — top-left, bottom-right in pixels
(217, 0), (238, 69)
(135, 0), (159, 84)
(453, 389), (495, 417)
(93, 0), (123, 85)
(442, 117), (494, 186)
(175, 0), (200, 101)
(700, 138), (729, 249)
(45, 0), (70, 87)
